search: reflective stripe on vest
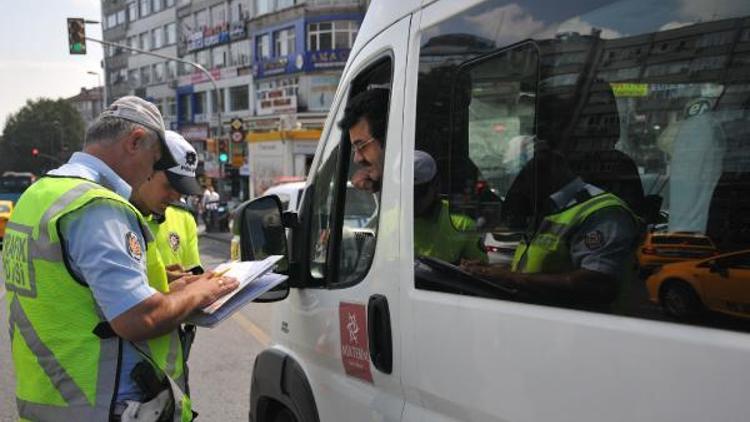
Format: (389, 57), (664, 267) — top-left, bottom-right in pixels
(3, 177), (190, 421)
(512, 193), (634, 274)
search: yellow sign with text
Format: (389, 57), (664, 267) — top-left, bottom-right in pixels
(611, 83), (649, 97)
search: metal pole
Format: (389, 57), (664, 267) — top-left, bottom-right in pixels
(84, 36), (224, 138)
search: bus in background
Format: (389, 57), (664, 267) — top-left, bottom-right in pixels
(0, 172), (36, 204)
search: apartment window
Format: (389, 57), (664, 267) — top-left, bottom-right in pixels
(197, 50), (210, 68)
(117, 10), (127, 25)
(152, 63), (165, 83)
(140, 66), (151, 85)
(230, 0), (245, 21)
(153, 0), (163, 13)
(139, 0), (150, 17)
(196, 9), (209, 29)
(308, 20), (358, 51)
(106, 13), (117, 29)
(129, 36), (139, 54)
(256, 33), (270, 60)
(119, 68), (127, 83)
(277, 0), (294, 9)
(128, 69), (140, 87)
(167, 61), (177, 79)
(213, 46), (227, 68)
(152, 27), (164, 49)
(140, 32), (150, 51)
(274, 27), (295, 57)
(128, 2), (138, 21)
(194, 92), (207, 114)
(229, 85), (249, 111)
(166, 98), (177, 117)
(256, 0), (273, 15)
(211, 4), (226, 27)
(165, 23), (177, 45)
(230, 39), (251, 66)
(166, 0), (175, 7)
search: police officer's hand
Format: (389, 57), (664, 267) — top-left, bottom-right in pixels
(166, 264), (191, 283)
(461, 261), (517, 283)
(188, 271), (240, 308)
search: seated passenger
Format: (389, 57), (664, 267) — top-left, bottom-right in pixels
(463, 148), (639, 308)
(413, 151), (487, 265)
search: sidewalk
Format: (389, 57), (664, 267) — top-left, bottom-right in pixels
(197, 223), (233, 243)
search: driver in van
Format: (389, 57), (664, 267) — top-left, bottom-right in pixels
(413, 150), (488, 264)
(463, 147), (640, 308)
(337, 88), (390, 194)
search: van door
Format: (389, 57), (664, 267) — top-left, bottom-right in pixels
(276, 15), (412, 422)
(400, 0), (750, 421)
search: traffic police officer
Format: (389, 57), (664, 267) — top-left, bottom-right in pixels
(413, 151), (487, 265)
(2, 96), (238, 421)
(464, 148), (639, 309)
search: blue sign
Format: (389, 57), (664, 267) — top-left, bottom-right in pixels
(304, 49), (350, 72)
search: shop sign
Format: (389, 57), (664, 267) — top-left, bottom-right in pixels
(304, 49), (350, 71)
(611, 83), (649, 97)
(230, 21), (246, 40)
(180, 124), (209, 141)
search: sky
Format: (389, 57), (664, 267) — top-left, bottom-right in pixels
(0, 0), (104, 131)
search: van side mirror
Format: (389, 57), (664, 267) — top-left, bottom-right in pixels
(238, 195), (290, 302)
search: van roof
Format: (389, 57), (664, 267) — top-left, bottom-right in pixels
(354, 0), (426, 51)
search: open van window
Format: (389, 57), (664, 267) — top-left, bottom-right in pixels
(306, 57), (393, 287)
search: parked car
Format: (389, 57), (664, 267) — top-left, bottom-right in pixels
(0, 200), (13, 248)
(637, 231), (718, 276)
(482, 231), (522, 266)
(646, 250), (750, 320)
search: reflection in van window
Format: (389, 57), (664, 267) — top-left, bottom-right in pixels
(414, 0), (750, 333)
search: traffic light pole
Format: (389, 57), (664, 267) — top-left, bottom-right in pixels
(83, 36), (224, 140)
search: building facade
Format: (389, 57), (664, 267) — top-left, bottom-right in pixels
(101, 0), (368, 199)
(66, 87), (104, 128)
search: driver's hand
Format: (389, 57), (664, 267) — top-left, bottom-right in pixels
(462, 262), (515, 283)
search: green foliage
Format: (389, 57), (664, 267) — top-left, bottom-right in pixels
(0, 98), (85, 175)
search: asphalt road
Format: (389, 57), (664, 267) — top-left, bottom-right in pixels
(0, 234), (273, 421)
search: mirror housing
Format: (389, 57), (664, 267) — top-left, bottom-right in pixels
(238, 195), (290, 302)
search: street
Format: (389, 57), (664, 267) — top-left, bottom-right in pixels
(0, 234), (273, 421)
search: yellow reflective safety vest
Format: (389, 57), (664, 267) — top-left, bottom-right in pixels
(512, 192), (635, 274)
(149, 204), (201, 271)
(3, 177), (191, 421)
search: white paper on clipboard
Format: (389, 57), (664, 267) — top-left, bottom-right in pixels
(201, 255), (284, 314)
(187, 272), (288, 328)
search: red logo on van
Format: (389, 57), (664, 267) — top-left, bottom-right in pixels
(339, 302), (373, 383)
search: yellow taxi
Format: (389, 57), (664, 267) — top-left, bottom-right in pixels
(0, 200), (14, 247)
(637, 231), (718, 276)
(645, 250), (750, 320)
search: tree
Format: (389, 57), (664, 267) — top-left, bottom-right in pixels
(0, 98), (85, 175)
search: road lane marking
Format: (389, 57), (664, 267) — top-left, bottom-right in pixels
(231, 313), (271, 347)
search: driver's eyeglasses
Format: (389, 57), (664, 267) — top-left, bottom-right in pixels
(352, 137), (376, 152)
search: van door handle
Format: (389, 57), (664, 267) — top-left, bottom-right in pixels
(368, 294), (393, 374)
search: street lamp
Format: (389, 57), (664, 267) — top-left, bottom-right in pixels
(86, 70), (104, 114)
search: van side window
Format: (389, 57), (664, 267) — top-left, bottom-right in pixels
(415, 0), (750, 333)
(308, 58), (392, 286)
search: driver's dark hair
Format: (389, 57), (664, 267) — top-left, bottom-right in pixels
(337, 88), (390, 144)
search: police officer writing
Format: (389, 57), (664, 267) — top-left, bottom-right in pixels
(3, 96), (238, 421)
(132, 131), (203, 277)
(462, 148), (639, 308)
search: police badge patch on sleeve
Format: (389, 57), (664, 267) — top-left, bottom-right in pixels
(584, 230), (605, 250)
(168, 232), (181, 252)
(125, 231), (143, 261)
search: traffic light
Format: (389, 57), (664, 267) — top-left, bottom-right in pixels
(218, 139), (229, 163)
(67, 18), (86, 55)
(31, 148), (39, 157)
